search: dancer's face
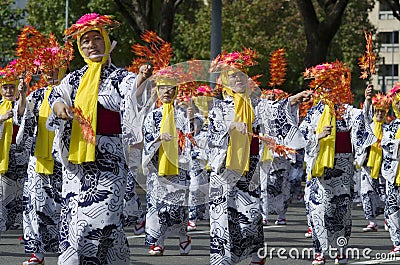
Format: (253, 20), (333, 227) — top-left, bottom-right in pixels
(80, 30), (105, 62)
(374, 109), (386, 122)
(1, 84), (16, 100)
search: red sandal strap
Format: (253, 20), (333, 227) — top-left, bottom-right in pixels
(179, 236), (192, 250)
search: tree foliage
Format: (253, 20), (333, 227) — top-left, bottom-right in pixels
(24, 0), (186, 69)
(13, 0), (376, 105)
(0, 0), (26, 67)
(174, 0), (375, 105)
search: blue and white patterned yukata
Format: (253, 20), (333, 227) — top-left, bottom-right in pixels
(300, 102), (366, 255)
(0, 100), (29, 231)
(21, 86), (63, 254)
(142, 105), (192, 248)
(47, 64), (140, 265)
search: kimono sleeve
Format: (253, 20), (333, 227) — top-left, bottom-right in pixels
(141, 110), (162, 175)
(381, 120), (400, 184)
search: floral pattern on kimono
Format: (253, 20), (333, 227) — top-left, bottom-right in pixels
(299, 102), (364, 254)
(121, 79), (156, 228)
(0, 100), (30, 231)
(256, 98), (306, 220)
(47, 64), (138, 265)
(189, 114), (210, 221)
(381, 119), (400, 247)
(142, 106), (191, 247)
(208, 97), (294, 264)
(20, 87), (63, 253)
(353, 103), (386, 220)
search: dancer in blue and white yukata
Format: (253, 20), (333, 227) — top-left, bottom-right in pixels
(381, 85), (400, 256)
(208, 50), (312, 265)
(299, 62), (372, 265)
(21, 63), (71, 265)
(356, 92), (388, 233)
(47, 13), (150, 265)
(0, 70), (28, 232)
(142, 74), (192, 256)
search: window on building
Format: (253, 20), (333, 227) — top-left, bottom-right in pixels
(379, 2), (392, 11)
(378, 64), (399, 91)
(379, 32), (399, 53)
(379, 64), (399, 76)
(379, 2), (395, 19)
(380, 31), (399, 44)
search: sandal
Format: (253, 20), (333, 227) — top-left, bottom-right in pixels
(133, 220), (145, 235)
(179, 235), (192, 255)
(23, 254), (45, 265)
(312, 254), (326, 265)
(249, 258), (266, 265)
(148, 245), (164, 256)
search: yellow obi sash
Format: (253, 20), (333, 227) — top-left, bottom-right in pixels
(0, 100), (13, 174)
(310, 106), (336, 179)
(366, 118), (383, 179)
(158, 103), (179, 176)
(34, 87), (55, 174)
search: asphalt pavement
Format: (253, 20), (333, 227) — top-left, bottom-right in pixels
(1, 200), (399, 265)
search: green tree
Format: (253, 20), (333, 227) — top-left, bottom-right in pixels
(25, 0), (185, 69)
(0, 0), (26, 67)
(174, 0), (375, 104)
(174, 0), (307, 92)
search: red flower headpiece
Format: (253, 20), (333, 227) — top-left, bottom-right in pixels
(372, 93), (391, 111)
(303, 60), (353, 118)
(63, 13), (120, 40)
(34, 34), (74, 74)
(388, 84), (400, 102)
(210, 47), (258, 73)
(0, 60), (19, 85)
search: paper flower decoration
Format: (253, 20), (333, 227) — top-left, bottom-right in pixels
(358, 31), (376, 80)
(64, 13), (120, 40)
(268, 48), (287, 88)
(70, 106), (96, 144)
(127, 30), (173, 73)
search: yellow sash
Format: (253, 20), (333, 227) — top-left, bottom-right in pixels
(68, 28), (111, 164)
(34, 87), (55, 174)
(261, 145), (273, 162)
(0, 100), (13, 174)
(224, 87), (254, 173)
(311, 106), (336, 178)
(366, 118), (383, 179)
(158, 103), (179, 176)
(394, 123), (400, 186)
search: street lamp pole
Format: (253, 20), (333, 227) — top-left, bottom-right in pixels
(382, 57), (386, 93)
(65, 0), (69, 29)
(210, 0), (222, 90)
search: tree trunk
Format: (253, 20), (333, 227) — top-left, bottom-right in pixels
(296, 0), (349, 67)
(159, 0), (175, 42)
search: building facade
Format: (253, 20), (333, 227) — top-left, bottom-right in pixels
(369, 1), (400, 93)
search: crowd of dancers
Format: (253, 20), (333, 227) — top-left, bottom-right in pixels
(1, 12), (400, 265)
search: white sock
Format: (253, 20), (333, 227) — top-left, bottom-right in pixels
(278, 213), (286, 219)
(34, 253), (44, 260)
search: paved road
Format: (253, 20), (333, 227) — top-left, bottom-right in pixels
(1, 201), (399, 265)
